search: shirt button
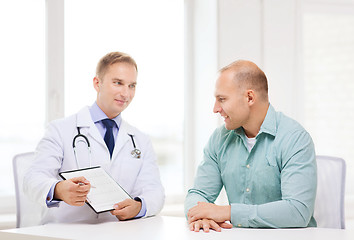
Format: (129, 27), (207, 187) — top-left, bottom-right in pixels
(237, 224), (242, 227)
(246, 188), (250, 192)
(246, 164), (250, 168)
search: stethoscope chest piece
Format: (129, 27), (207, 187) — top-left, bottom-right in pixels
(131, 148), (141, 159)
(128, 134), (141, 159)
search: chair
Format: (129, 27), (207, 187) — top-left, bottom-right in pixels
(12, 152), (46, 228)
(314, 155), (346, 229)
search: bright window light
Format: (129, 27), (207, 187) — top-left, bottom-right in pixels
(0, 0), (45, 196)
(64, 0), (184, 196)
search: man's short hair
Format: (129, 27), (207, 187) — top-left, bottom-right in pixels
(96, 51), (138, 79)
(220, 60), (268, 101)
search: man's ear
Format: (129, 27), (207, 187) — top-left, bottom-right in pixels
(93, 77), (100, 92)
(247, 90), (255, 105)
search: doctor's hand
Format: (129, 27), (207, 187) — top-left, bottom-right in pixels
(189, 219), (233, 232)
(110, 199), (142, 221)
(54, 177), (91, 206)
(187, 202), (231, 224)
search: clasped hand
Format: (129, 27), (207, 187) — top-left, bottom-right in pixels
(187, 202), (233, 232)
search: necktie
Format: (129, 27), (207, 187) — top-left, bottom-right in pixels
(101, 119), (116, 158)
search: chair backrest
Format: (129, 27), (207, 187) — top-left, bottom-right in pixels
(12, 152), (46, 228)
(314, 155), (346, 229)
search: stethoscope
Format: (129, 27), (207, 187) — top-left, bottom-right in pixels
(128, 134), (142, 159)
(73, 127), (141, 169)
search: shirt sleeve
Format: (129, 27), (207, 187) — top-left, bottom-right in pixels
(46, 181), (61, 207)
(23, 121), (65, 208)
(184, 130), (223, 216)
(230, 130), (317, 228)
(134, 197), (147, 218)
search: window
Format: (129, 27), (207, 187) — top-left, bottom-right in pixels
(0, 0), (45, 198)
(64, 0), (184, 198)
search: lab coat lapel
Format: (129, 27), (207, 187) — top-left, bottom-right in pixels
(76, 107), (106, 148)
(112, 120), (132, 160)
(76, 109), (134, 160)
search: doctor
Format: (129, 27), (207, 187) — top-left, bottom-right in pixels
(24, 51), (165, 224)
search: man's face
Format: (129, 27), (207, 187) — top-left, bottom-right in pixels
(94, 62), (137, 119)
(213, 70), (250, 130)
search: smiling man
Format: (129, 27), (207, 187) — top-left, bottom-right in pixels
(185, 60), (317, 232)
(24, 52), (164, 224)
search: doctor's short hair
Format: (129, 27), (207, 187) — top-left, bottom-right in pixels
(96, 51), (138, 79)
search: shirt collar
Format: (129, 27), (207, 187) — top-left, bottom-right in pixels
(258, 104), (277, 137)
(234, 104), (277, 138)
(89, 102), (122, 128)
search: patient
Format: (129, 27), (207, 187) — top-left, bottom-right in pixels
(185, 60), (317, 232)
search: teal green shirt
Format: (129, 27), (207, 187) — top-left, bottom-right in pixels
(185, 105), (317, 228)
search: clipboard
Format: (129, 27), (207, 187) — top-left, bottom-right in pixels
(59, 166), (132, 214)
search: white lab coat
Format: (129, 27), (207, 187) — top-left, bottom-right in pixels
(23, 106), (165, 224)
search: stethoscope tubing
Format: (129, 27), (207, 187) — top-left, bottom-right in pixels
(73, 127), (92, 168)
(72, 127), (141, 168)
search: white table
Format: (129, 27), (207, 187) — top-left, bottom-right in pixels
(1, 216), (354, 240)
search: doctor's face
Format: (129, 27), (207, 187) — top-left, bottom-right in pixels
(213, 70), (250, 130)
(94, 62), (137, 119)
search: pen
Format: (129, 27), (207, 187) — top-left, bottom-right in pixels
(78, 182), (96, 188)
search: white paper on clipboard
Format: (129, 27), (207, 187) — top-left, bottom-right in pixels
(59, 166), (132, 213)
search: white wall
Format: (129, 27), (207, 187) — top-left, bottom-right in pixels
(218, 0), (300, 119)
